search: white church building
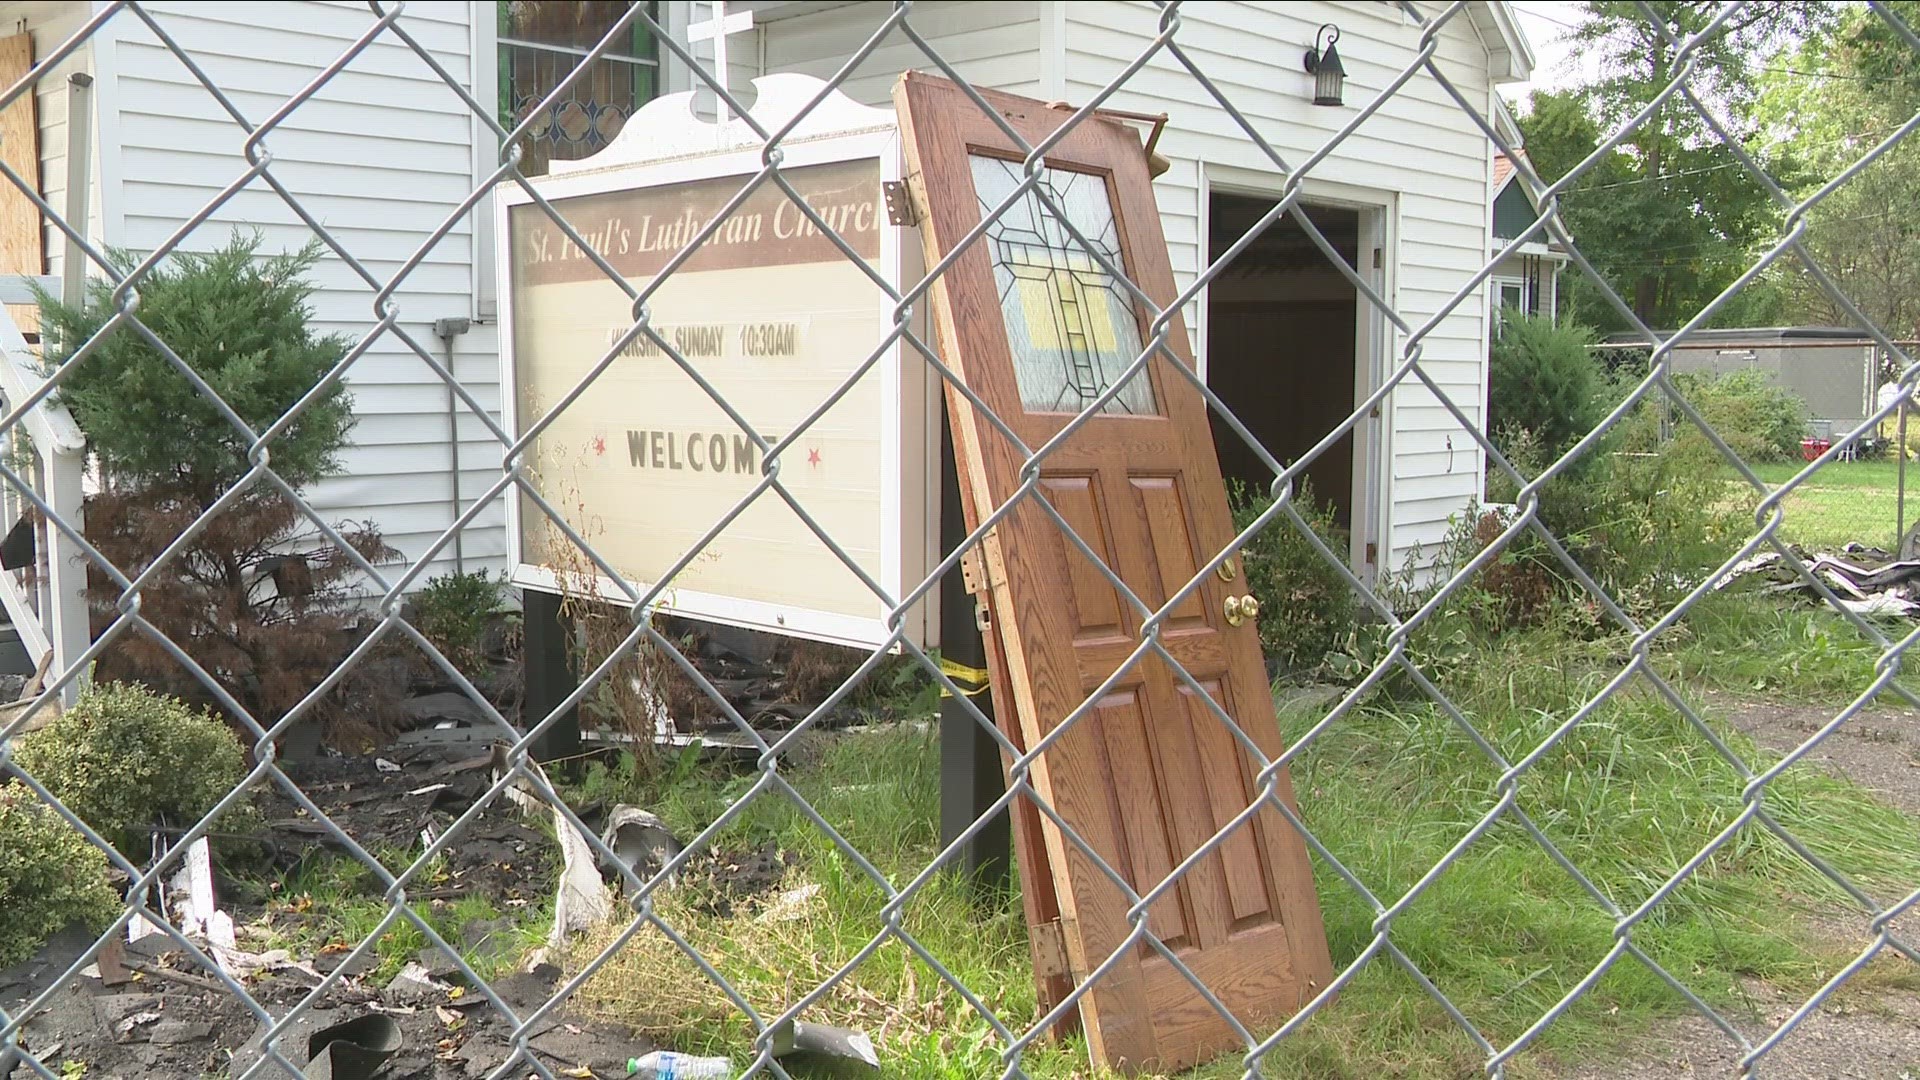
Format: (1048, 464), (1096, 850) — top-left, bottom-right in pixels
(0, 0), (1531, 596)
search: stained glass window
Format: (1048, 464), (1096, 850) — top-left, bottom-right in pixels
(499, 2), (660, 178)
(969, 155), (1157, 417)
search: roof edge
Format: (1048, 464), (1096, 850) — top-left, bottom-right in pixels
(1472, 1), (1537, 84)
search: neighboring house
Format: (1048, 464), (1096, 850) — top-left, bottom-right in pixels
(1487, 102), (1566, 332)
(0, 0), (1531, 586)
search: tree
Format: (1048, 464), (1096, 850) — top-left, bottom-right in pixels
(1752, 2), (1920, 340)
(1518, 3), (1831, 332)
(39, 234), (354, 503)
(36, 232), (401, 743)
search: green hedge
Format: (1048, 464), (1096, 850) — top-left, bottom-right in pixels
(13, 682), (250, 852)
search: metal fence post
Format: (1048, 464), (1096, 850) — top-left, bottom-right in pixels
(937, 408), (1010, 893)
(1900, 398), (1908, 555)
(523, 586), (580, 763)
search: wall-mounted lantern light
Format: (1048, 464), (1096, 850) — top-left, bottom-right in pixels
(1303, 24), (1346, 107)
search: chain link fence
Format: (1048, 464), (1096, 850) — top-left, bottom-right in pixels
(3, 1), (1920, 1078)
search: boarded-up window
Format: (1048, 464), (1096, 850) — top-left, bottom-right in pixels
(498, 1), (660, 177)
(0, 31), (41, 335)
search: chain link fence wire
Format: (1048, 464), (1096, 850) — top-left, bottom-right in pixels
(2, 1), (1920, 1077)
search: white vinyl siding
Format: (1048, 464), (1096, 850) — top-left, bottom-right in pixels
(755, 0), (1044, 106)
(1058, 0), (1494, 570)
(94, 0), (506, 581)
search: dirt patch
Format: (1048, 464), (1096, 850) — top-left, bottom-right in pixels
(229, 749), (557, 930)
(1550, 975), (1920, 1079)
(1703, 690), (1920, 817)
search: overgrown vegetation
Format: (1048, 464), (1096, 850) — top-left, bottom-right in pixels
(1231, 478), (1357, 680)
(12, 682), (252, 852)
(551, 596), (1920, 1078)
(1471, 316), (1813, 626)
(412, 569), (510, 675)
(1613, 368), (1807, 466)
(39, 232), (401, 742)
(0, 785), (118, 966)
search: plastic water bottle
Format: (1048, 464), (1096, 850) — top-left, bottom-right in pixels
(626, 1051), (733, 1079)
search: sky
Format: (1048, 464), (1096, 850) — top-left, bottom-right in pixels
(1503, 1), (1596, 102)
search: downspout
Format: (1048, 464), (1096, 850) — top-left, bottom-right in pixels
(433, 316), (473, 575)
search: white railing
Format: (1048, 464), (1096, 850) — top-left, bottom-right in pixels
(0, 71), (95, 705)
(0, 285), (89, 705)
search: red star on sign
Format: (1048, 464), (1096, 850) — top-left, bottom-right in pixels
(590, 435), (607, 456)
(807, 447), (822, 466)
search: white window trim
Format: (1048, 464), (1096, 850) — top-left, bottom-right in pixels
(471, 0), (684, 322)
(1491, 275), (1529, 334)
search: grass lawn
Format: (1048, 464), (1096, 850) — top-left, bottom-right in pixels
(1747, 458), (1914, 551)
(550, 594), (1920, 1079)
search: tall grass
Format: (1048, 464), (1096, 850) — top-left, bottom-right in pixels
(1665, 591), (1914, 704)
(563, 616), (1920, 1079)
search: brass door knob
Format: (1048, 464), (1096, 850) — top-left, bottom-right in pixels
(1224, 594), (1260, 626)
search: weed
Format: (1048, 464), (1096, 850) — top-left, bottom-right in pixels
(412, 569), (511, 675)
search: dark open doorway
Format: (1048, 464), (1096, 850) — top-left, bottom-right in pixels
(1205, 193), (1362, 539)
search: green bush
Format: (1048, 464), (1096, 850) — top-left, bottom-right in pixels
(1485, 412), (1746, 622)
(1230, 478), (1356, 680)
(1489, 313), (1605, 463)
(38, 231), (354, 499)
(0, 784), (118, 965)
(1674, 367), (1804, 461)
(413, 569), (510, 674)
(12, 682), (250, 852)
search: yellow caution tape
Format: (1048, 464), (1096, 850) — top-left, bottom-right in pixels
(939, 655), (991, 697)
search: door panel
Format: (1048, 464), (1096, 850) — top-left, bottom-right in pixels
(1038, 474), (1129, 643)
(896, 72), (1334, 1072)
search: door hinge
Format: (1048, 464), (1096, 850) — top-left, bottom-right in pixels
(882, 179), (918, 226)
(1030, 919), (1071, 979)
(1366, 542), (1378, 565)
(959, 547), (986, 596)
(1372, 247), (1383, 269)
(959, 531), (1007, 595)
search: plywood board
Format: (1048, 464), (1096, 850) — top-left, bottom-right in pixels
(0, 31), (38, 335)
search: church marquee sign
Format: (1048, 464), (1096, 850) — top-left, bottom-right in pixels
(497, 76), (939, 649)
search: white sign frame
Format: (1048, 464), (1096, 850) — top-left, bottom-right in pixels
(496, 75), (938, 650)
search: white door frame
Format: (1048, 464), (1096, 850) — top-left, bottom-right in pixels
(1197, 163), (1396, 582)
